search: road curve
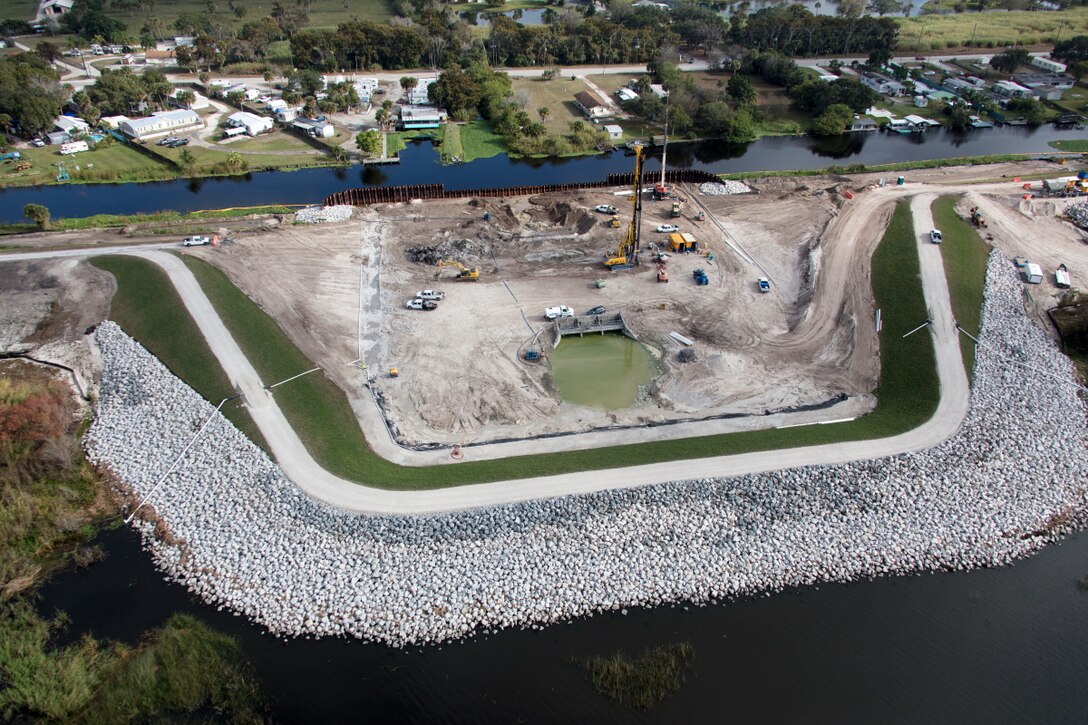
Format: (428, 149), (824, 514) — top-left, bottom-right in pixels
(1, 194), (970, 514)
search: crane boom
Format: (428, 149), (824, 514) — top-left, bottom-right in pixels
(604, 143), (644, 270)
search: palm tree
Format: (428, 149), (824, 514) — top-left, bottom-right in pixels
(537, 106), (550, 123)
(226, 151), (243, 168)
(179, 149), (196, 168)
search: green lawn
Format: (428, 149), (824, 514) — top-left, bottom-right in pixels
(0, 143), (174, 188)
(102, 200), (944, 490)
(1049, 139), (1088, 152)
(89, 256), (267, 450)
(511, 76), (597, 135)
(932, 196), (992, 381)
(439, 122), (463, 162)
(459, 120), (506, 162)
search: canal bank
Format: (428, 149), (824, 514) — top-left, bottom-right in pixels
(2, 125), (1086, 223)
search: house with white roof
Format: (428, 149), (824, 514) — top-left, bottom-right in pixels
(118, 109), (202, 140)
(227, 111), (273, 136)
(54, 115), (89, 135)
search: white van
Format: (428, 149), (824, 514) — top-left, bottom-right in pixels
(59, 141), (89, 155)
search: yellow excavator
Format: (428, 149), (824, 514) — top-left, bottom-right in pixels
(436, 259), (481, 281)
(604, 143), (645, 270)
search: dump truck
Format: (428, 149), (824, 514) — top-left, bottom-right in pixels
(671, 200), (682, 217)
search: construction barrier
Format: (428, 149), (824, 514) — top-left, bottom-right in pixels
(321, 169), (724, 207)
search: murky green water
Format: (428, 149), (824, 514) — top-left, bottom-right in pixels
(549, 334), (657, 409)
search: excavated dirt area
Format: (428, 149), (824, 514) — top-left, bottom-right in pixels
(194, 178), (892, 446)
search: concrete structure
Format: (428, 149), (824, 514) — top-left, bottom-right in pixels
(616, 87), (639, 102)
(99, 115), (129, 129)
(849, 117), (878, 132)
(45, 131), (71, 146)
(574, 90), (609, 119)
(400, 106), (443, 130)
(602, 124), (623, 140)
(1033, 86), (1066, 102)
(227, 111), (273, 136)
(859, 72), (906, 96)
(913, 95), (929, 108)
(649, 83), (669, 99)
(274, 107), (298, 123)
(119, 109), (202, 140)
(1031, 56), (1067, 73)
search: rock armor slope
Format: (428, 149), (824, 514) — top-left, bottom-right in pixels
(85, 253), (1088, 647)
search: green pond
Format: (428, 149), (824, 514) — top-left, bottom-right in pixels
(549, 334), (658, 410)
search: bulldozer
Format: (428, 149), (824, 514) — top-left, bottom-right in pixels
(436, 259), (480, 281)
(604, 143), (645, 270)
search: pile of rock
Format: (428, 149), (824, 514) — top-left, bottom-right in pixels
(84, 252), (1087, 647)
(699, 180), (751, 196)
(1064, 201), (1088, 229)
(295, 205), (355, 224)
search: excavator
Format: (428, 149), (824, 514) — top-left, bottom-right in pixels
(436, 260), (480, 281)
(604, 143), (645, 271)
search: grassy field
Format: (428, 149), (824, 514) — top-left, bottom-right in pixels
(511, 76), (598, 135)
(932, 195), (992, 381)
(99, 0), (394, 33)
(0, 205), (297, 236)
(895, 7), (1088, 51)
(0, 143), (173, 188)
(438, 122), (463, 162)
(100, 201), (944, 490)
(459, 120), (506, 161)
(88, 256), (267, 451)
(1049, 139), (1088, 152)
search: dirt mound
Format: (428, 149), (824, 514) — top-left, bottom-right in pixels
(405, 237), (493, 266)
(526, 197), (596, 234)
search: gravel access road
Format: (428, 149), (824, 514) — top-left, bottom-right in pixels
(0, 186), (972, 514)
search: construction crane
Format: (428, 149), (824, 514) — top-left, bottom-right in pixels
(604, 143), (645, 270)
(435, 259), (480, 281)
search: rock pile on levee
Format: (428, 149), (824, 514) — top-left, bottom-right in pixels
(295, 205), (354, 224)
(84, 252), (1088, 647)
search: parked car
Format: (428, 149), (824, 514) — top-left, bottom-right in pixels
(258, 95), (273, 103)
(544, 305), (575, 320)
(416, 289), (445, 301)
(158, 136), (180, 146)
(406, 298), (438, 310)
(181, 235), (210, 246)
(915, 55), (927, 61)
(930, 229), (943, 244)
(595, 204), (618, 214)
(585, 306), (606, 315)
(30, 139), (45, 147)
(167, 138), (190, 147)
(656, 224), (679, 233)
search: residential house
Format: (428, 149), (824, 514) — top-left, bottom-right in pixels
(574, 90), (610, 119)
(648, 83), (668, 99)
(1031, 56), (1067, 73)
(616, 88), (639, 102)
(1012, 72), (1074, 90)
(407, 78), (436, 105)
(292, 117), (336, 138)
(54, 115), (89, 135)
(99, 115), (129, 129)
(34, 0), (74, 21)
(45, 131), (71, 145)
(859, 72), (906, 96)
(227, 111), (273, 136)
(118, 109), (202, 140)
(993, 80), (1035, 99)
(399, 106), (443, 130)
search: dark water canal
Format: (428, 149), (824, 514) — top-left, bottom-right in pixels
(1, 124), (1084, 223)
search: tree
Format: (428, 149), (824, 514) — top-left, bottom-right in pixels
(430, 67), (483, 117)
(178, 149), (195, 167)
(35, 42), (61, 64)
(867, 0), (903, 14)
(356, 129), (382, 155)
(1053, 36), (1088, 64)
(1069, 61), (1088, 83)
(23, 204), (50, 230)
(990, 48), (1030, 74)
(721, 108), (756, 144)
(727, 74), (757, 105)
(537, 106), (550, 122)
(175, 89), (196, 108)
(812, 103), (854, 135)
(867, 45), (893, 70)
(226, 151), (244, 168)
(399, 76), (418, 99)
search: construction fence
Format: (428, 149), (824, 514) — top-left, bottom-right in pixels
(321, 168), (723, 207)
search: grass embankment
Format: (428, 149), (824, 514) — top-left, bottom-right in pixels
(89, 256), (267, 451)
(439, 122), (464, 163)
(720, 154), (1045, 181)
(101, 0), (393, 32)
(436, 121), (506, 164)
(0, 371), (266, 721)
(895, 7), (1088, 52)
(0, 206), (297, 237)
(154, 202), (939, 490)
(0, 143), (175, 189)
(932, 196), (992, 380)
(1049, 140), (1088, 153)
(577, 642), (695, 709)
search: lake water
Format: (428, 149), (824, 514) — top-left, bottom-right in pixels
(1, 124), (1084, 223)
(549, 334), (657, 409)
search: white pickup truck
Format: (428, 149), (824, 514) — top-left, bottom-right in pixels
(544, 305), (574, 320)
